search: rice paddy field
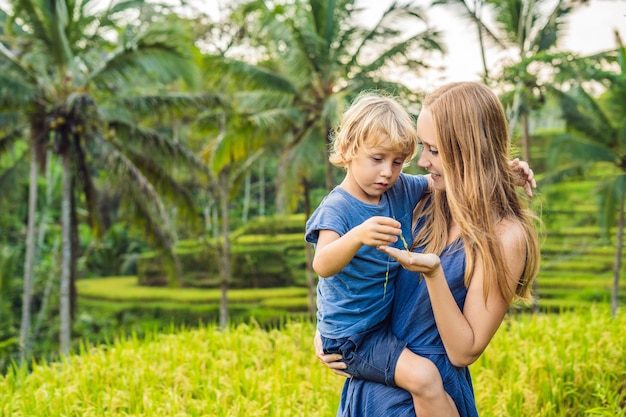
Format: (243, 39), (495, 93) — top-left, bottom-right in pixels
(1, 307), (624, 416)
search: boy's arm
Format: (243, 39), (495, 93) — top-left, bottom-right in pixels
(421, 160), (534, 196)
(423, 173), (434, 193)
(410, 159), (534, 196)
(312, 216), (402, 278)
(510, 158), (536, 197)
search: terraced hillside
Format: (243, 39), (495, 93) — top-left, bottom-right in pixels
(534, 180), (626, 310)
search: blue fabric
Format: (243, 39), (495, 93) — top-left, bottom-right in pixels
(337, 237), (480, 417)
(321, 320), (407, 387)
(305, 173), (429, 339)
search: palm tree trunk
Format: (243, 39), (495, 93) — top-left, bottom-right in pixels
(259, 160), (265, 217)
(611, 195), (624, 319)
(302, 177), (317, 319)
(70, 191), (79, 320)
(59, 150), (72, 356)
(325, 123), (334, 192)
(19, 144), (38, 365)
(242, 171), (251, 223)
(521, 112), (531, 164)
(474, 0), (490, 83)
(218, 172), (231, 329)
(33, 239), (58, 339)
(276, 154), (288, 215)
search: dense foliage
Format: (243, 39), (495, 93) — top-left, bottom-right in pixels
(0, 0), (624, 390)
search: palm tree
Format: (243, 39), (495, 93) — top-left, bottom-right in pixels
(229, 0), (443, 193)
(437, 0), (575, 163)
(432, 0), (504, 83)
(547, 32), (626, 318)
(0, 0), (203, 357)
(195, 49), (267, 328)
(213, 0), (444, 317)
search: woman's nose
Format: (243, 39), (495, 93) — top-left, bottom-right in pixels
(417, 153), (429, 169)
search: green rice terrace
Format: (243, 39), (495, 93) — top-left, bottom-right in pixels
(2, 178), (625, 416)
(1, 310), (624, 416)
(74, 178), (626, 329)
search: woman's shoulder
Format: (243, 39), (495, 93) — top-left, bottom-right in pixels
(494, 218), (529, 288)
(496, 218), (526, 252)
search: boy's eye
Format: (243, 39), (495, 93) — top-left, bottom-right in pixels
(393, 160), (403, 166)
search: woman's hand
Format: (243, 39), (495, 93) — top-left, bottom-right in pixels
(377, 245), (441, 276)
(314, 329), (351, 378)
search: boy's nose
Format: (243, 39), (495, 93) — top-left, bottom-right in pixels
(380, 163), (393, 177)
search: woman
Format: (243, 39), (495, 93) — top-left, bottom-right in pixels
(317, 81), (541, 416)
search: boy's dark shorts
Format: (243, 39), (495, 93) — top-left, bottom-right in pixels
(321, 323), (406, 387)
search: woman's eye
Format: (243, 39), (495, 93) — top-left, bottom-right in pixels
(430, 149), (439, 155)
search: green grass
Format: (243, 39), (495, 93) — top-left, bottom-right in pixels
(472, 307), (626, 416)
(77, 276), (308, 303)
(1, 308), (624, 416)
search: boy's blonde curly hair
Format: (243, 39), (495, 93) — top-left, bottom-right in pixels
(329, 92), (417, 168)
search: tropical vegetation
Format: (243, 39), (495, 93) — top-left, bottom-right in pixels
(0, 0), (624, 414)
(0, 309), (624, 416)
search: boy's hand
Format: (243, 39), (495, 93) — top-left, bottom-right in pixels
(356, 216), (402, 247)
(510, 158), (536, 198)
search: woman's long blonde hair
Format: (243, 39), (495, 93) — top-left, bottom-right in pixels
(413, 82), (540, 304)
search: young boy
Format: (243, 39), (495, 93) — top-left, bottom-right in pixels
(305, 92), (460, 416)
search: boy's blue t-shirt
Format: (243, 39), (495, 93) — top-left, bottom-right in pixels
(305, 173), (429, 339)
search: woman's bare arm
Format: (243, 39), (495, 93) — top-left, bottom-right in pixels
(377, 220), (527, 367)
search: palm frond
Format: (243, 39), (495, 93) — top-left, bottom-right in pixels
(87, 22), (198, 91)
(547, 86), (615, 146)
(110, 142), (198, 225)
(107, 120), (210, 178)
(0, 129), (23, 156)
(0, 144), (27, 192)
(246, 107), (303, 131)
(528, 0), (572, 53)
(234, 90), (301, 130)
(10, 0), (51, 49)
(538, 163), (585, 186)
(547, 133), (618, 168)
(348, 1), (432, 70)
(357, 28), (444, 74)
(214, 56), (297, 94)
(205, 125), (266, 175)
(261, 13), (317, 85)
(72, 132), (104, 238)
(276, 126), (326, 213)
(0, 42), (39, 95)
(114, 93), (223, 121)
(117, 178), (183, 286)
(0, 72), (37, 108)
(430, 0), (507, 49)
(596, 174), (626, 240)
(102, 140), (177, 239)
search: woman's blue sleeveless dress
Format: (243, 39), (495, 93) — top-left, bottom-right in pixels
(337, 238), (479, 417)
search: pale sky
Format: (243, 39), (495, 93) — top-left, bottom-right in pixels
(356, 0), (626, 89)
(204, 0), (625, 88)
